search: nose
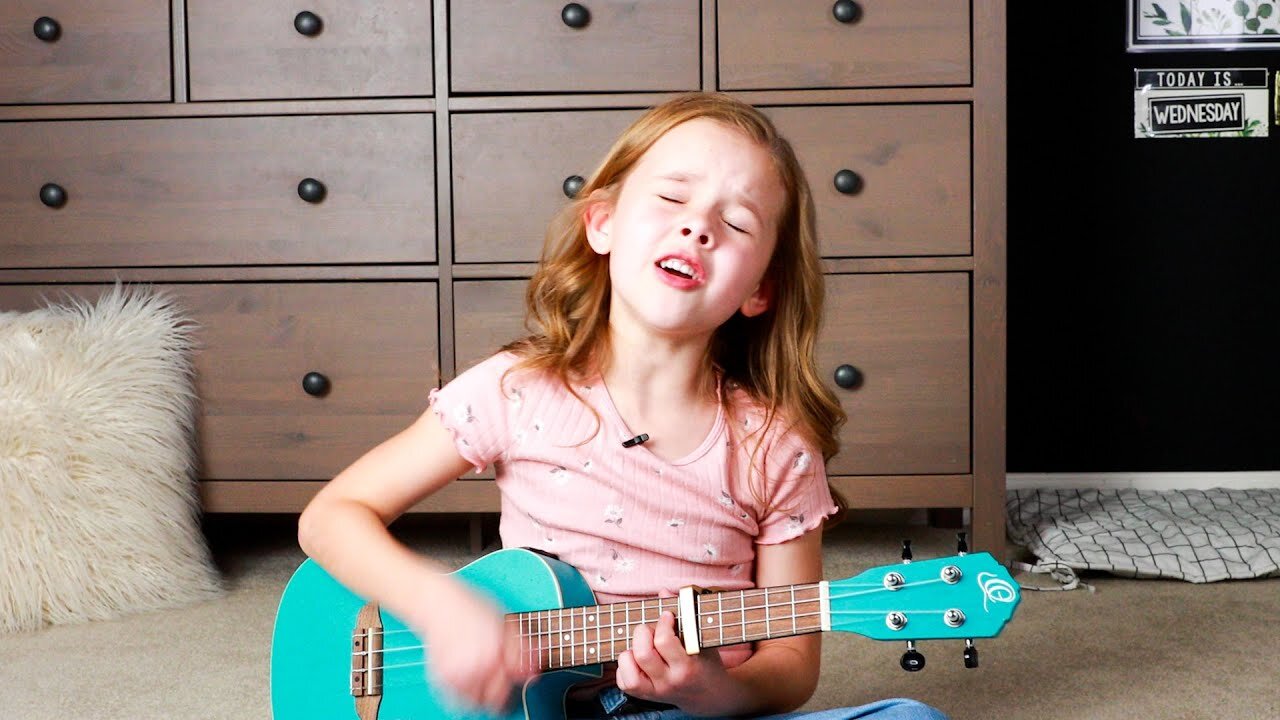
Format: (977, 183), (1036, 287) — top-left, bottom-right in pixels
(679, 205), (716, 247)
(680, 227), (710, 245)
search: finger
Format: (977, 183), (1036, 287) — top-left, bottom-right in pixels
(629, 621), (668, 679)
(615, 650), (653, 696)
(481, 667), (515, 713)
(651, 611), (687, 661)
(449, 678), (485, 712)
(435, 661), (480, 707)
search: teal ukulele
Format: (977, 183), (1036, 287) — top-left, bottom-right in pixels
(271, 546), (1019, 720)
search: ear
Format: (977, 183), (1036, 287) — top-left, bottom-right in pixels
(583, 194), (614, 255)
(739, 278), (772, 318)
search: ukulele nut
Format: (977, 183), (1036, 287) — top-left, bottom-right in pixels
(941, 566), (962, 584)
(883, 572), (905, 591)
(944, 609), (966, 628)
(886, 612), (908, 631)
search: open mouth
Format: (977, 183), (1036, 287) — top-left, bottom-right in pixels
(657, 257), (700, 281)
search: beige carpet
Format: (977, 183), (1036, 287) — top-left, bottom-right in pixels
(1, 515), (1276, 720)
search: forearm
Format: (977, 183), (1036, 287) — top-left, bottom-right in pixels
(297, 499), (456, 630)
(685, 637), (821, 717)
(726, 638), (821, 715)
(296, 410), (480, 630)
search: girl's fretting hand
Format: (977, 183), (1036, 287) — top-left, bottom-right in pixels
(416, 576), (534, 713)
(616, 611), (736, 714)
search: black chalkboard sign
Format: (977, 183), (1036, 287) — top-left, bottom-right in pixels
(1009, 2), (1280, 472)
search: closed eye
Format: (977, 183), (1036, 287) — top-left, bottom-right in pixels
(658, 195), (683, 204)
(724, 219), (748, 234)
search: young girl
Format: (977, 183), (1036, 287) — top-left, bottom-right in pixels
(298, 93), (946, 720)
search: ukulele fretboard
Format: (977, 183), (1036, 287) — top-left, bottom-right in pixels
(510, 583), (826, 671)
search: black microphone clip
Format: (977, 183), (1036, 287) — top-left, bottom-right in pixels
(621, 433), (649, 448)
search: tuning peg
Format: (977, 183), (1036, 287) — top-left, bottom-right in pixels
(963, 639), (978, 669)
(901, 539), (913, 563)
(956, 532), (968, 555)
(900, 641), (925, 672)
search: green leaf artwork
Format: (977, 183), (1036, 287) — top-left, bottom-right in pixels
(1140, 0), (1280, 37)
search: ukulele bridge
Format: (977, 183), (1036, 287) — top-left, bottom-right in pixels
(351, 602), (384, 705)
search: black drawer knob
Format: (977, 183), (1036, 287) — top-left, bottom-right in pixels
(834, 169), (864, 195)
(39, 183), (67, 208)
(834, 364), (863, 389)
(302, 371), (331, 397)
(561, 3), (590, 28)
(294, 11), (323, 36)
(562, 174), (585, 199)
(832, 0), (863, 24)
(297, 178), (327, 203)
(33, 16), (61, 42)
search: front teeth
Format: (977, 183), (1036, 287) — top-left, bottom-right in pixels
(659, 258), (696, 279)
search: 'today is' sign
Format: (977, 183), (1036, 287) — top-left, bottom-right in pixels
(1134, 68), (1269, 138)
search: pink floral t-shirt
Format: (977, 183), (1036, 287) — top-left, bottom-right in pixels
(431, 351), (835, 598)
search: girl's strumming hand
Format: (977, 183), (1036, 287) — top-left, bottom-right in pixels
(415, 576), (534, 713)
(615, 610), (737, 715)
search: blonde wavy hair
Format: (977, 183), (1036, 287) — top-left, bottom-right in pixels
(502, 92), (846, 519)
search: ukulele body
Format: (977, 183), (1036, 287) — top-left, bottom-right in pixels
(270, 548), (602, 720)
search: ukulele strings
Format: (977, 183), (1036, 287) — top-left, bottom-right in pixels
(357, 577), (928, 644)
(353, 577), (947, 674)
(361, 606), (942, 674)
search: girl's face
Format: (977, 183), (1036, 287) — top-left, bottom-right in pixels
(585, 118), (786, 343)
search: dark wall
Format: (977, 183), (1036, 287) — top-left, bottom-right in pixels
(1007, 3), (1280, 471)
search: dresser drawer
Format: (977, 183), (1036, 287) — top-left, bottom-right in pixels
(821, 273), (969, 475)
(452, 109), (643, 263)
(718, 0), (969, 90)
(0, 282), (439, 480)
(0, 0), (170, 104)
(0, 114), (435, 268)
(186, 0), (433, 100)
(186, 282), (439, 479)
(766, 104), (971, 258)
(454, 279), (529, 372)
(450, 0), (699, 93)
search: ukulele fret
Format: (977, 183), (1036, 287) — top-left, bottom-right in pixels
(783, 584), (793, 632)
(540, 609), (549, 671)
(764, 588), (771, 639)
(558, 607), (565, 666)
(717, 593), (724, 647)
(571, 607), (579, 667)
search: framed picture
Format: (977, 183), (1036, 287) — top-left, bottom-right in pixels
(1129, 1), (1280, 51)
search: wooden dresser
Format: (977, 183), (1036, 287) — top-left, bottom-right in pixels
(0, 1), (1008, 554)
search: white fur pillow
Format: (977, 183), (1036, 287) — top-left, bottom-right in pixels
(0, 285), (222, 633)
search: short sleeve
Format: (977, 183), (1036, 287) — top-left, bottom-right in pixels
(754, 436), (838, 545)
(427, 352), (518, 474)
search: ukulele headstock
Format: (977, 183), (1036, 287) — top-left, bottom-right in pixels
(829, 550), (1019, 641)
(825, 538), (1020, 671)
